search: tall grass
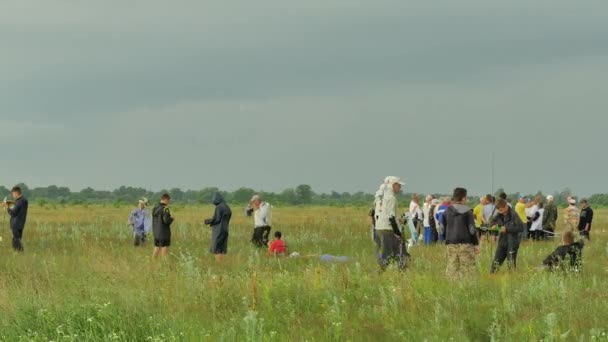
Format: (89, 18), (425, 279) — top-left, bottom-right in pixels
(0, 205), (606, 341)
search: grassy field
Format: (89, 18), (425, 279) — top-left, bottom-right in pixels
(0, 204), (606, 341)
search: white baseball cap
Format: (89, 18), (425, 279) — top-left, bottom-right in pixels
(546, 195), (554, 201)
(385, 176), (405, 186)
(568, 198), (576, 205)
(250, 195), (261, 202)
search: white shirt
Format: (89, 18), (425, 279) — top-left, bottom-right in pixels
(531, 208), (544, 231)
(254, 202), (272, 227)
(525, 205), (539, 221)
(422, 203), (431, 227)
(409, 201), (423, 221)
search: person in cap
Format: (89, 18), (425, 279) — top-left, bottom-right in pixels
(490, 199), (524, 273)
(128, 198), (152, 247)
(542, 195), (558, 238)
(152, 194), (174, 257)
(248, 195), (273, 248)
(422, 195), (434, 245)
(205, 192), (232, 262)
(374, 176), (408, 270)
(440, 187), (479, 281)
(2, 186), (29, 252)
(578, 199), (593, 240)
(564, 197), (580, 231)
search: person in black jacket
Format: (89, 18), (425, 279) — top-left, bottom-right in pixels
(152, 194), (174, 257)
(543, 230), (584, 272)
(205, 192), (232, 262)
(2, 186), (29, 252)
(578, 200), (594, 240)
(490, 199), (524, 273)
(440, 188), (479, 280)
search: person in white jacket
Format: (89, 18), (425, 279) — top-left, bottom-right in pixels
(248, 195), (273, 247)
(375, 176), (407, 270)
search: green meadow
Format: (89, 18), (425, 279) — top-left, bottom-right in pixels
(0, 205), (606, 341)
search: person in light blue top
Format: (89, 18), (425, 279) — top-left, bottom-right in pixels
(128, 198), (152, 247)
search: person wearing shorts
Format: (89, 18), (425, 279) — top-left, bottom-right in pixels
(152, 194), (174, 257)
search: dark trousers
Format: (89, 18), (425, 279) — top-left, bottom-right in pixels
(491, 244), (519, 273)
(430, 226), (439, 243)
(525, 222), (532, 240)
(11, 226), (24, 252)
(133, 232), (147, 247)
(579, 228), (591, 240)
(376, 230), (408, 270)
(251, 226), (271, 247)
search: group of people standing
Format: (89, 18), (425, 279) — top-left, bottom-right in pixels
(369, 177), (594, 278)
(127, 192), (233, 261)
(126, 192), (285, 260)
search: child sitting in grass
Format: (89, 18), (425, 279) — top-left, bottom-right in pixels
(542, 230), (584, 272)
(268, 231), (287, 256)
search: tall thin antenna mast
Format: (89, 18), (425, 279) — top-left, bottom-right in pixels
(491, 152), (495, 196)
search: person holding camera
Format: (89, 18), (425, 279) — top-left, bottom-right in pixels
(2, 186), (29, 252)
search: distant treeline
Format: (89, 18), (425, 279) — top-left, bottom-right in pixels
(0, 184), (601, 208)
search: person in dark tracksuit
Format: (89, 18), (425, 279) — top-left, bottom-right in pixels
(490, 199), (524, 273)
(2, 186), (29, 252)
(152, 193), (174, 258)
(205, 192), (232, 262)
(578, 200), (594, 240)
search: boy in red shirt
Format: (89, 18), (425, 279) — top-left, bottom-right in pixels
(268, 231), (287, 256)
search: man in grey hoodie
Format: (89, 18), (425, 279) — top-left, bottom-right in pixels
(205, 192), (232, 262)
(440, 188), (479, 281)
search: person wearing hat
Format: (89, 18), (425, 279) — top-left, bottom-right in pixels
(128, 197), (152, 247)
(375, 176), (408, 270)
(578, 199), (593, 240)
(542, 195), (558, 238)
(564, 197), (580, 231)
(248, 195), (273, 248)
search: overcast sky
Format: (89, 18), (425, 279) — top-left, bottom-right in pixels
(1, 0), (607, 195)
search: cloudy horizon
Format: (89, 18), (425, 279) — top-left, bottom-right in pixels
(2, 1), (607, 196)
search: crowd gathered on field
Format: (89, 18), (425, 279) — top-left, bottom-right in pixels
(2, 178), (594, 279)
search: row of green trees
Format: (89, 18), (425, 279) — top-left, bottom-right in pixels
(0, 184), (599, 208)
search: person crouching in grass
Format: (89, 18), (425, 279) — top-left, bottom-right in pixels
(490, 199), (524, 273)
(542, 230), (584, 272)
(152, 194), (174, 258)
(440, 187), (479, 281)
(268, 231), (287, 257)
